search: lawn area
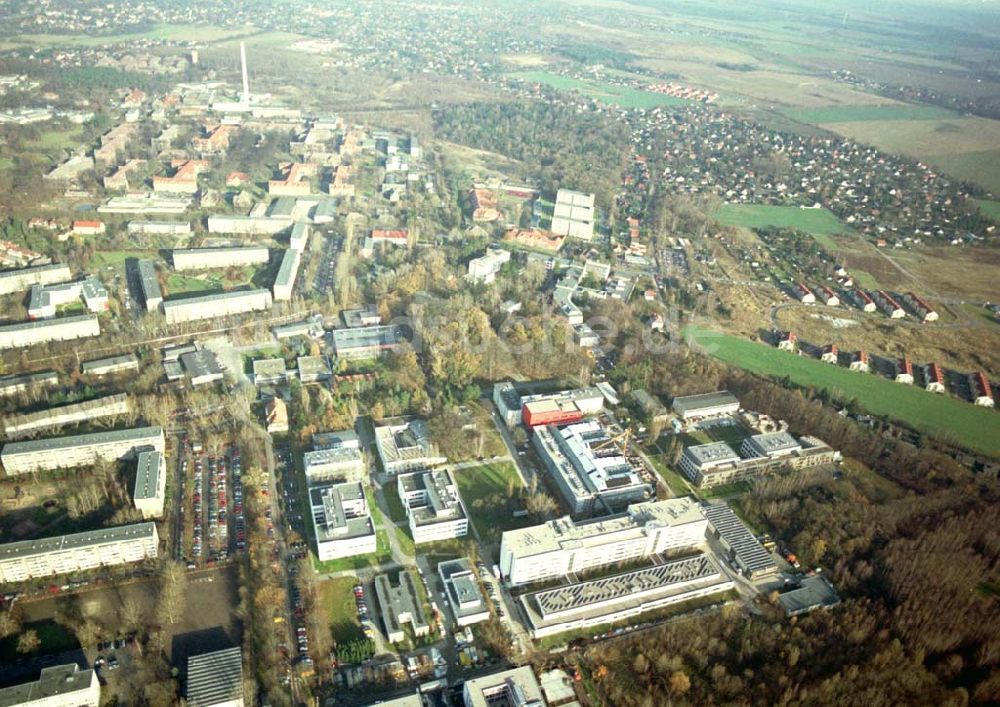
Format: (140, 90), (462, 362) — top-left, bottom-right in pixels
(642, 446), (695, 498)
(166, 273), (223, 295)
(513, 71), (690, 109)
(713, 204), (851, 250)
(318, 576), (364, 644)
(452, 462), (528, 544)
(685, 326), (1000, 457)
(89, 250), (159, 268)
(0, 157), (14, 171)
(781, 104), (956, 124)
(380, 481), (415, 557)
(25, 127), (84, 151)
(975, 199), (1000, 222)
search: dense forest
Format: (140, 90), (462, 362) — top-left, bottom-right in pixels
(573, 346), (1000, 706)
(433, 100), (627, 207)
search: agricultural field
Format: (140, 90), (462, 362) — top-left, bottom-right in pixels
(685, 326), (1000, 457)
(512, 71), (690, 109)
(781, 104), (957, 123)
(0, 24), (256, 50)
(714, 204), (850, 250)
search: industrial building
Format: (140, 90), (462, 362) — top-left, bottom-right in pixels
(398, 468), (469, 544)
(309, 482), (377, 561)
(670, 391), (740, 420)
(703, 502), (778, 578)
(303, 446), (365, 485)
(374, 569), (431, 644)
(172, 246), (270, 271)
(0, 262), (72, 296)
(0, 664), (100, 707)
(273, 248), (301, 301)
(678, 430), (837, 489)
(0, 522), (158, 583)
(550, 188), (595, 241)
(499, 497), (708, 587)
(162, 289), (272, 324)
(136, 259), (163, 311)
(519, 553), (734, 638)
(462, 666), (545, 707)
(186, 647), (244, 707)
(374, 418), (446, 475)
(533, 421), (653, 515)
(1, 426), (164, 475)
(331, 324), (404, 359)
(81, 354), (139, 377)
(133, 450), (166, 519)
(3, 393), (129, 439)
(439, 558), (490, 627)
(0, 314), (100, 350)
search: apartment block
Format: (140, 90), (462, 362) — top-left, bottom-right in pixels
(1, 426), (164, 475)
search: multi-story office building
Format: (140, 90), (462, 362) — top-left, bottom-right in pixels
(0, 314), (100, 350)
(439, 558), (490, 627)
(373, 419), (446, 475)
(462, 667), (545, 707)
(309, 482), (377, 561)
(133, 450), (166, 519)
(374, 570), (430, 644)
(679, 434), (837, 489)
(398, 469), (468, 544)
(0, 664), (100, 707)
(162, 289), (272, 324)
(0, 522), (158, 583)
(499, 497), (707, 587)
(171, 246), (270, 271)
(303, 447), (365, 485)
(1, 426), (164, 475)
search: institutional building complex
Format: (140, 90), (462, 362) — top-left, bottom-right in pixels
(373, 418), (446, 475)
(397, 469), (469, 544)
(0, 522), (158, 583)
(678, 432), (837, 488)
(309, 482), (377, 562)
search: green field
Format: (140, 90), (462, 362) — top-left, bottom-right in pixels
(0, 157), (14, 171)
(0, 24), (256, 50)
(782, 104), (956, 124)
(25, 127), (84, 151)
(452, 462), (528, 544)
(714, 204), (850, 250)
(975, 199), (1000, 222)
(166, 274), (223, 295)
(928, 150), (1000, 195)
(513, 71), (690, 109)
(89, 250), (158, 268)
(686, 327), (1000, 457)
(319, 576), (364, 644)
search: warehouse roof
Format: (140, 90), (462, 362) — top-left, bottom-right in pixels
(702, 502), (777, 577)
(186, 647), (244, 707)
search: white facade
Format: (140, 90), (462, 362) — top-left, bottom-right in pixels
(398, 469), (469, 544)
(0, 263), (72, 296)
(303, 447), (365, 485)
(272, 248), (301, 301)
(0, 523), (158, 583)
(0, 664), (100, 707)
(133, 450), (166, 519)
(207, 215), (292, 235)
(467, 249), (510, 284)
(162, 289), (272, 324)
(3, 394), (129, 439)
(1, 426), (164, 475)
(0, 314), (100, 350)
(310, 482), (377, 562)
(499, 497), (707, 587)
(172, 246), (269, 271)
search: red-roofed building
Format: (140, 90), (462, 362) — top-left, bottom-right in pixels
(904, 292), (939, 322)
(796, 283), (815, 304)
(193, 124), (238, 155)
(72, 220), (105, 236)
(503, 228), (565, 254)
(777, 331), (797, 351)
(268, 162), (317, 196)
(896, 357), (914, 384)
(153, 159), (209, 194)
(226, 171), (250, 187)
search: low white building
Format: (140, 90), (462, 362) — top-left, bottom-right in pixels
(398, 469), (468, 544)
(303, 446), (365, 485)
(467, 249), (510, 284)
(439, 558), (490, 626)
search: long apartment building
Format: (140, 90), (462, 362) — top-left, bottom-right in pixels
(397, 468), (469, 544)
(133, 450), (166, 519)
(162, 289), (272, 325)
(136, 259), (163, 312)
(0, 522), (158, 583)
(1, 426), (164, 475)
(171, 246), (270, 271)
(0, 314), (100, 350)
(533, 420), (653, 515)
(499, 497), (707, 587)
(0, 263), (72, 296)
(3, 393), (130, 439)
(272, 248), (301, 301)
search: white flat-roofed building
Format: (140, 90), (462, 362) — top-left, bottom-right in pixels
(374, 418), (446, 475)
(3, 393), (130, 439)
(127, 220), (191, 237)
(27, 277), (108, 319)
(0, 371), (58, 398)
(551, 188), (595, 241)
(740, 432), (802, 459)
(310, 482), (377, 561)
(499, 497), (707, 587)
(206, 215), (292, 235)
(303, 447), (365, 485)
(186, 647), (244, 707)
(0, 263), (72, 296)
(1, 426), (164, 475)
(172, 246), (269, 271)
(467, 249), (511, 284)
(0, 664), (100, 707)
(520, 553), (734, 638)
(439, 558), (490, 626)
(533, 421), (653, 515)
(133, 450), (166, 519)
(289, 222), (310, 251)
(98, 192), (191, 215)
(136, 260), (163, 311)
(272, 248), (300, 301)
(312, 429), (360, 450)
(297, 355), (330, 383)
(0, 522), (158, 583)
(374, 570), (430, 644)
(398, 469), (468, 544)
(462, 666), (545, 707)
(493, 381), (522, 428)
(331, 324), (404, 360)
(671, 391), (741, 420)
(341, 307), (381, 328)
(81, 354), (138, 376)
(163, 289), (272, 324)
(678, 441), (741, 484)
(0, 314), (100, 350)
(252, 358), (288, 385)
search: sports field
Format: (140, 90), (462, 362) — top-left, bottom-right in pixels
(713, 204), (850, 250)
(513, 71), (689, 109)
(685, 327), (1000, 457)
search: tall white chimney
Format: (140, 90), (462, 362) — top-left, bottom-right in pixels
(240, 41), (250, 105)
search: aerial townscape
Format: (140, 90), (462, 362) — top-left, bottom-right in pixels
(0, 1), (998, 706)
